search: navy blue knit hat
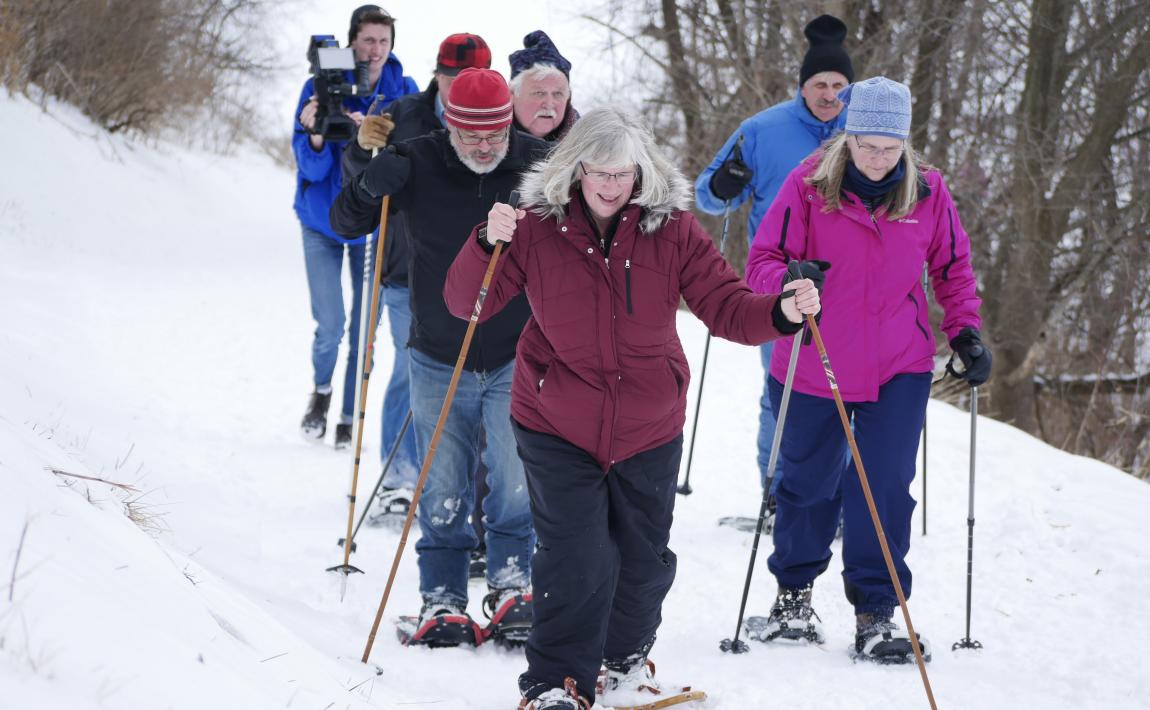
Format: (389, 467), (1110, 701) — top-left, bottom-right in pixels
(509, 30), (572, 79)
(799, 15), (854, 85)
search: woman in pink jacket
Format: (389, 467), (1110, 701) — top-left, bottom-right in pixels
(744, 76), (992, 664)
(445, 107), (820, 710)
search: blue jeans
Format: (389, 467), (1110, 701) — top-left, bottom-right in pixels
(300, 225), (376, 420)
(379, 284), (419, 487)
(409, 348), (534, 605)
(757, 341), (783, 492)
(766, 372), (930, 615)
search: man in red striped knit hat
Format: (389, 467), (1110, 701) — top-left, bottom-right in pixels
(332, 68), (551, 649)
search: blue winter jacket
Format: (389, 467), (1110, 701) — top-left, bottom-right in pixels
(292, 54), (418, 244)
(695, 91), (846, 243)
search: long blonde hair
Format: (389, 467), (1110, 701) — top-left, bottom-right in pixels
(806, 133), (930, 220)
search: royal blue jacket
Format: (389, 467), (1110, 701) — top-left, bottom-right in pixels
(695, 91), (846, 243)
(292, 54), (417, 244)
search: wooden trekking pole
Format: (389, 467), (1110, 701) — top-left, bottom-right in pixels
(361, 191), (518, 663)
(794, 264), (938, 709)
(327, 189), (390, 599)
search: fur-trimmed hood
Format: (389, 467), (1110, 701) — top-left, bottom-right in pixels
(516, 160), (694, 234)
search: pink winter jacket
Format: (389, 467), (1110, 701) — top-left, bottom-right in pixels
(446, 192), (792, 471)
(745, 159), (982, 402)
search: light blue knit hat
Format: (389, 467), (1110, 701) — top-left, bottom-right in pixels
(840, 76), (912, 139)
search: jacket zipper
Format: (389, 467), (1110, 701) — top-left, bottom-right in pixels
(624, 259), (633, 314)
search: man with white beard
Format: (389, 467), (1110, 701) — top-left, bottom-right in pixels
(330, 68), (550, 648)
(509, 30), (579, 142)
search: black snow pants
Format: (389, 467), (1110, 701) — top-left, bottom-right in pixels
(512, 420), (682, 705)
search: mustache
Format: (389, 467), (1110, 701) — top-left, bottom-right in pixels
(815, 99), (839, 108)
(533, 109), (558, 119)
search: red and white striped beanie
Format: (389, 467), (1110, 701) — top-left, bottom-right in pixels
(445, 68), (514, 131)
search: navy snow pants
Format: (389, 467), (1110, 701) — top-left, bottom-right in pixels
(512, 421), (682, 704)
(767, 371), (930, 616)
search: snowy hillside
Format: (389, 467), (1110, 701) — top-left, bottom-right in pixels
(2, 94), (1149, 710)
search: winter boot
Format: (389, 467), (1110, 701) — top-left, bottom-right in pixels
(300, 390), (331, 441)
(366, 486), (414, 528)
(597, 657), (707, 709)
(334, 422), (352, 449)
(519, 678), (590, 710)
(854, 612), (932, 664)
(482, 586), (532, 646)
(395, 601), (483, 648)
(744, 583), (826, 644)
(469, 544), (487, 579)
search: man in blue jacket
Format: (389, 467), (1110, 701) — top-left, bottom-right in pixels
(293, 5), (417, 447)
(695, 15), (852, 500)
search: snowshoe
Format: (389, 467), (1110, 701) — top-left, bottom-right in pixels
(519, 677), (591, 710)
(300, 390), (331, 441)
(596, 659), (707, 710)
(334, 422), (352, 450)
(469, 546), (487, 579)
(743, 583), (826, 644)
(717, 515), (772, 534)
(395, 603), (483, 648)
(853, 613), (931, 665)
(366, 486), (413, 528)
(482, 587), (532, 646)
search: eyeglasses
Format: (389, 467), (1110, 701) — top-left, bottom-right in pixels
(853, 136), (904, 160)
(455, 129), (509, 146)
(579, 162), (637, 184)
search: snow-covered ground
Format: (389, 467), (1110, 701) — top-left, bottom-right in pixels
(2, 93), (1149, 710)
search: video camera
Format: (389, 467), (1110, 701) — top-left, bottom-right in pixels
(305, 35), (371, 142)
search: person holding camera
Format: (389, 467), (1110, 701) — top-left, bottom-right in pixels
(293, 5), (417, 447)
(331, 68), (550, 648)
(694, 15), (853, 503)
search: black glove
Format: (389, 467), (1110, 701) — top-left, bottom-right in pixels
(709, 153), (753, 201)
(948, 327), (993, 386)
(359, 144), (410, 199)
(783, 259), (831, 294)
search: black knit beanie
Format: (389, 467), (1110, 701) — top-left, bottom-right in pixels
(799, 15), (854, 85)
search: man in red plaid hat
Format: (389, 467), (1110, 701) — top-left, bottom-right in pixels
(332, 68), (550, 649)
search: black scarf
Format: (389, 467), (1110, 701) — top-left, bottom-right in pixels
(844, 158), (906, 203)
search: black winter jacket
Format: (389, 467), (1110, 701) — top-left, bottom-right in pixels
(343, 80), (444, 287)
(330, 128), (549, 371)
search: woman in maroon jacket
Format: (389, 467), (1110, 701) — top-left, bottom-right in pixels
(445, 107), (820, 710)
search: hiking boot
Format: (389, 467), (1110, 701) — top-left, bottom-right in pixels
(366, 486), (413, 528)
(300, 390), (331, 441)
(743, 582), (826, 644)
(854, 611), (931, 664)
(334, 422), (352, 449)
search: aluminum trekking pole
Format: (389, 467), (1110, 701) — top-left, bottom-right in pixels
(337, 409), (413, 553)
(678, 196), (735, 496)
(921, 267), (930, 536)
(953, 385), (983, 650)
(327, 184), (390, 599)
(361, 191), (519, 663)
(720, 287), (803, 654)
(799, 260), (936, 709)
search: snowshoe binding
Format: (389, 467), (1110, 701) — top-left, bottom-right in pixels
(395, 602), (483, 648)
(366, 486), (413, 528)
(519, 677), (591, 710)
(597, 658), (707, 710)
(482, 587), (532, 646)
(299, 390), (331, 441)
(853, 613), (931, 665)
(744, 583), (826, 644)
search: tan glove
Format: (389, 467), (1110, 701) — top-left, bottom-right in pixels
(357, 113), (395, 151)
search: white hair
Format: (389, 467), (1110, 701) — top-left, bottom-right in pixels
(517, 107), (691, 233)
(509, 64), (569, 95)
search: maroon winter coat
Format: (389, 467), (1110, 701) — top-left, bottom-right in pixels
(445, 187), (794, 471)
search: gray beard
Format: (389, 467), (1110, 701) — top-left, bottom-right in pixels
(453, 143), (508, 175)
